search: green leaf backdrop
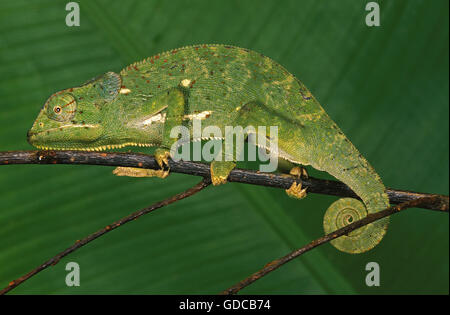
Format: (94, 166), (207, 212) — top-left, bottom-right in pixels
(0, 0), (448, 294)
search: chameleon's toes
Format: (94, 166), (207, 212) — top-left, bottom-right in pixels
(211, 175), (228, 186)
(113, 167), (169, 178)
(155, 148), (171, 169)
(285, 181), (307, 199)
(290, 166), (308, 178)
(301, 168), (308, 178)
(210, 161), (236, 186)
(146, 168), (169, 179)
(113, 167), (143, 177)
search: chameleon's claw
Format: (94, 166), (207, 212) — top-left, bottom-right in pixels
(113, 167), (169, 178)
(211, 175), (228, 186)
(155, 148), (171, 170)
(285, 181), (307, 199)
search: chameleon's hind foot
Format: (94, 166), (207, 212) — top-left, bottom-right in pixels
(286, 181), (307, 199)
(289, 166), (308, 178)
(210, 161), (236, 186)
(285, 166), (308, 199)
(113, 167), (169, 178)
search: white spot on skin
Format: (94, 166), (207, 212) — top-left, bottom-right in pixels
(183, 111), (212, 120)
(181, 79), (191, 87)
(140, 113), (167, 126)
(119, 88), (131, 94)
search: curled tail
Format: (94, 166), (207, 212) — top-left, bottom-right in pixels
(315, 137), (390, 254)
(323, 194), (389, 254)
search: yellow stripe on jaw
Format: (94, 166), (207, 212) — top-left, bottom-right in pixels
(34, 142), (154, 151)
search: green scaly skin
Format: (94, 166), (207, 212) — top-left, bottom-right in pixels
(27, 44), (389, 254)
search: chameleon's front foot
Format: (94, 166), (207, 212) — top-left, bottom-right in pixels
(114, 147), (172, 179)
(285, 166), (308, 199)
(210, 161), (236, 186)
(155, 148), (171, 169)
(154, 147), (171, 177)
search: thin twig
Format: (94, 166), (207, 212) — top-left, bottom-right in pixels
(220, 196), (439, 295)
(0, 150), (448, 211)
(0, 178), (211, 295)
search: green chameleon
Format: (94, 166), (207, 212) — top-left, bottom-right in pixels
(27, 44), (389, 254)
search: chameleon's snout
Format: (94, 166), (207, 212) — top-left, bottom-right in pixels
(27, 128), (38, 146)
(27, 122), (42, 147)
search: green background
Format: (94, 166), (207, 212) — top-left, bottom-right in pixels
(0, 0), (448, 294)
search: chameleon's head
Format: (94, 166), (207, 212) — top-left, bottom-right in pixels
(27, 72), (122, 150)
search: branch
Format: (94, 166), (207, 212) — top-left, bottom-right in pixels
(0, 178), (211, 295)
(0, 150), (447, 294)
(1, 150), (448, 211)
(221, 196), (439, 295)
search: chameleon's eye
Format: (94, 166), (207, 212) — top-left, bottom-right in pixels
(46, 94), (77, 122)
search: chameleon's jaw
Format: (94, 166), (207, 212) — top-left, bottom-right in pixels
(29, 142), (153, 151)
(27, 124), (105, 150)
(27, 125), (155, 151)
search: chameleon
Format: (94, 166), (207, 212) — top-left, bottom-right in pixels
(27, 44), (389, 254)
